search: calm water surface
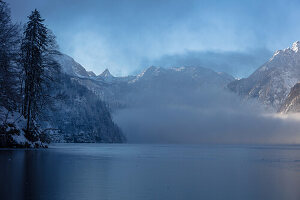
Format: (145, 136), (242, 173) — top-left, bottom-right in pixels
(1, 144), (300, 200)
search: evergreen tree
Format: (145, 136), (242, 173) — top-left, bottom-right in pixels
(20, 9), (60, 134)
(0, 1), (20, 110)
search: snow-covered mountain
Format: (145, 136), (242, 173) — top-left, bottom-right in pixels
(279, 82), (300, 113)
(97, 68), (115, 82)
(129, 66), (234, 87)
(36, 54), (127, 143)
(60, 61), (234, 111)
(54, 53), (91, 78)
(96, 69), (136, 83)
(228, 41), (300, 109)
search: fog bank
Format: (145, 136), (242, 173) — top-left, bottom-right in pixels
(113, 86), (300, 144)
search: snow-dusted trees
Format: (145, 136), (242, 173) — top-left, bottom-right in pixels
(20, 9), (60, 133)
(0, 1), (20, 111)
(0, 3), (61, 146)
(38, 74), (125, 143)
(0, 2), (124, 145)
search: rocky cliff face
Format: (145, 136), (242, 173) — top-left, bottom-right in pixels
(228, 41), (300, 110)
(279, 83), (300, 113)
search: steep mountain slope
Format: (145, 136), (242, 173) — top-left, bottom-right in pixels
(39, 74), (125, 143)
(279, 83), (300, 113)
(87, 71), (97, 77)
(228, 41), (300, 109)
(39, 54), (126, 143)
(55, 53), (91, 78)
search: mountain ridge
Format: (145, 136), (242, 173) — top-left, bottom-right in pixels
(228, 41), (300, 110)
(55, 53), (235, 111)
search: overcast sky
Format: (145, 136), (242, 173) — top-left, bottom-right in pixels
(8, 0), (300, 77)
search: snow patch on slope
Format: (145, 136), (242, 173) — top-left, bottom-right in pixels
(0, 107), (46, 148)
(228, 41), (300, 109)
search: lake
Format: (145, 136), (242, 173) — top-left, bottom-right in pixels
(1, 144), (300, 200)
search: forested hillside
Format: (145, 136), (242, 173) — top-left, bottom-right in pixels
(0, 1), (125, 147)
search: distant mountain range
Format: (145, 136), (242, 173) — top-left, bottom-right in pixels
(52, 40), (300, 142)
(55, 53), (235, 111)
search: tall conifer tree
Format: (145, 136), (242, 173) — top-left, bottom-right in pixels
(21, 9), (59, 133)
(0, 1), (20, 110)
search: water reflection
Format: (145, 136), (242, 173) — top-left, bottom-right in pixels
(1, 144), (300, 200)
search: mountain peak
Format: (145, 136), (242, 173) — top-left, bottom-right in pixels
(292, 41), (300, 52)
(229, 40), (300, 109)
(270, 41), (300, 61)
(100, 68), (113, 78)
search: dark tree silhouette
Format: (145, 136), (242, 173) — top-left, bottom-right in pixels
(20, 9), (60, 134)
(0, 1), (20, 111)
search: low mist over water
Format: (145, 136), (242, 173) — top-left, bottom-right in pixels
(114, 86), (300, 144)
(4, 0), (300, 200)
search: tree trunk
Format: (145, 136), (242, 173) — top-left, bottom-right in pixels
(26, 97), (31, 132)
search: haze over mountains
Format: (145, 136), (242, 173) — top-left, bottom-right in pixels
(51, 41), (300, 143)
(57, 41), (300, 113)
(5, 1), (300, 146)
(55, 53), (235, 111)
